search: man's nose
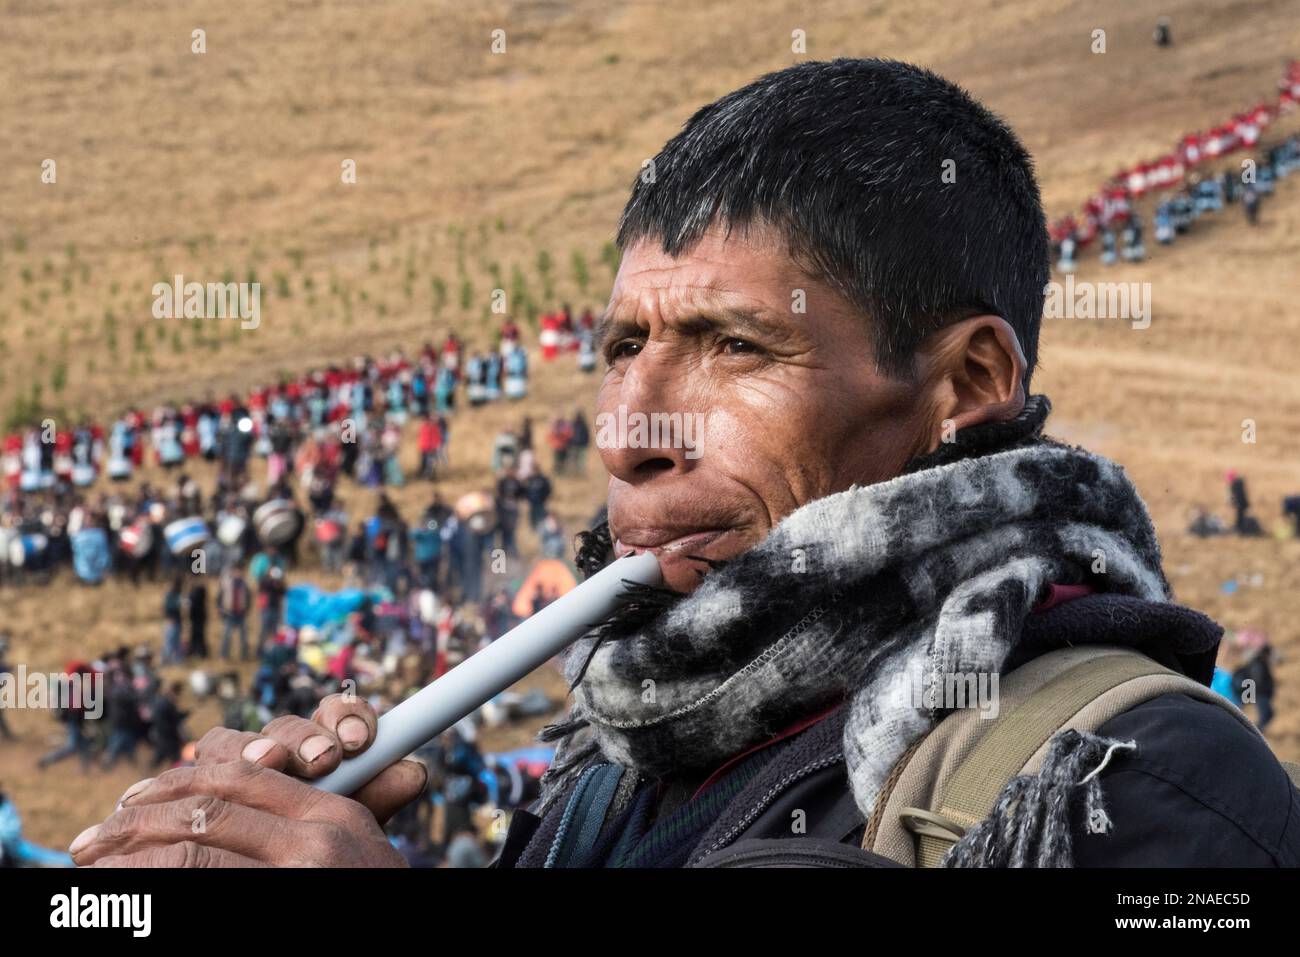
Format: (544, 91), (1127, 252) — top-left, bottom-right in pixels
(597, 356), (699, 484)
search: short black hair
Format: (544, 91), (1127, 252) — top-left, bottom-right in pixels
(616, 58), (1048, 383)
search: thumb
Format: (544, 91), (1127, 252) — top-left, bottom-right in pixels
(350, 759), (429, 825)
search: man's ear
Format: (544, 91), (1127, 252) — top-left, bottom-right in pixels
(916, 314), (1027, 444)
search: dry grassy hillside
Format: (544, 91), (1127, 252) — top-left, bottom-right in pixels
(2, 0), (1299, 848)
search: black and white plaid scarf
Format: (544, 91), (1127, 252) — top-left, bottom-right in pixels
(544, 397), (1170, 833)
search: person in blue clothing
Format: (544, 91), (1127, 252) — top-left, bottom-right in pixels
(161, 576), (185, 665)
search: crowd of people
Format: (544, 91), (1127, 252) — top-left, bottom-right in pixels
(2, 333), (518, 497)
(1049, 61), (1300, 269)
(537, 304), (600, 373)
(0, 314), (606, 586)
(0, 314), (609, 866)
(0, 406), (597, 864)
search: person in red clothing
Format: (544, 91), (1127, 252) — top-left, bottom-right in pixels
(126, 411), (146, 466)
(539, 311), (561, 360)
(2, 431), (21, 490)
(548, 414), (574, 475)
(53, 428), (74, 482)
(416, 415), (443, 479)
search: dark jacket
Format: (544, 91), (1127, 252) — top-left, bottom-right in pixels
(498, 594), (1300, 868)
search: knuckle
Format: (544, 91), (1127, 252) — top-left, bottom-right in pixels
(334, 798), (376, 833)
(188, 793), (229, 830)
(217, 755), (262, 783)
(175, 841), (215, 868)
(153, 765), (197, 795)
(298, 823), (348, 866)
(261, 714), (306, 737)
(324, 692), (374, 719)
(194, 727), (231, 760)
(99, 808), (140, 845)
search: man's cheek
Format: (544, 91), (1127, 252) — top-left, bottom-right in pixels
(594, 374), (620, 414)
(705, 402), (804, 466)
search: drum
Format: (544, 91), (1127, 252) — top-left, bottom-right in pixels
(164, 516), (210, 556)
(119, 520), (154, 558)
(158, 435), (183, 466)
(254, 499), (303, 547)
(9, 533), (48, 568)
(71, 463), (97, 487)
(455, 491), (496, 535)
(539, 327), (559, 361)
(504, 375), (528, 398)
(107, 456), (132, 480)
(217, 514), (247, 547)
(71, 527), (111, 583)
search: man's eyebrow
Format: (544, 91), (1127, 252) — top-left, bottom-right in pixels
(673, 307), (789, 340)
(593, 311), (636, 352)
(594, 305), (790, 350)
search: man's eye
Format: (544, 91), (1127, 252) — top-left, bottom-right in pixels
(723, 338), (761, 355)
(609, 340), (642, 361)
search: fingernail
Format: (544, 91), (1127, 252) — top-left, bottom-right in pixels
(241, 738), (276, 764)
(406, 758), (430, 796)
(69, 824), (100, 856)
(300, 734), (334, 764)
(116, 778), (155, 809)
(336, 716), (369, 751)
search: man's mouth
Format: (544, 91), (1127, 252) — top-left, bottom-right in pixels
(612, 528), (728, 559)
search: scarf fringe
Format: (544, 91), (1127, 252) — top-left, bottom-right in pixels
(943, 729), (1137, 868)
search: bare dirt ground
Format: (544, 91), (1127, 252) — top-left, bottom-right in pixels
(2, 0), (1299, 849)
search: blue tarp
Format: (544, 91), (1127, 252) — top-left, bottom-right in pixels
(485, 747), (554, 768)
(1211, 665), (1241, 705)
(284, 583), (376, 629)
(0, 800), (73, 867)
(71, 528), (111, 583)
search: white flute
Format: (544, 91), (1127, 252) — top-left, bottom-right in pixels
(312, 551), (662, 795)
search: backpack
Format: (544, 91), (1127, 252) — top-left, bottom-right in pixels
(862, 645), (1300, 867)
(536, 645), (1299, 869)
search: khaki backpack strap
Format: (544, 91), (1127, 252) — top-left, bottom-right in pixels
(865, 644), (1115, 864)
(915, 651), (1175, 866)
(865, 645), (1259, 867)
(862, 734), (926, 850)
(1282, 762), (1300, 789)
